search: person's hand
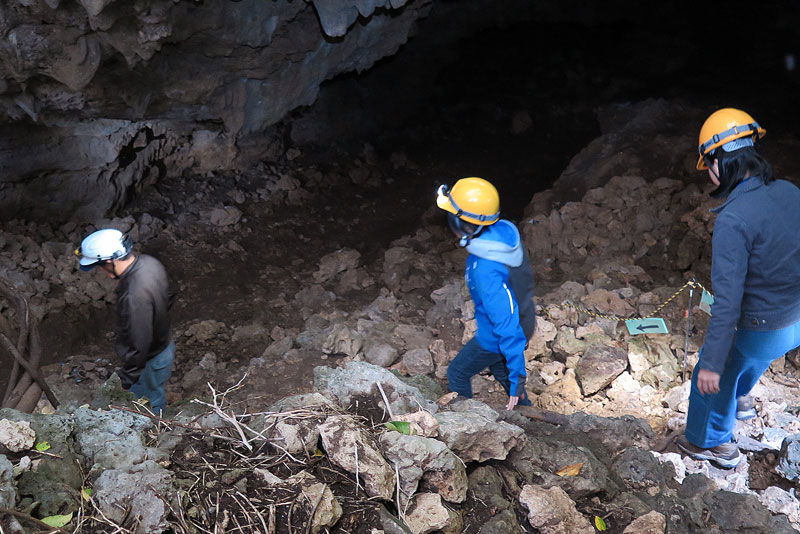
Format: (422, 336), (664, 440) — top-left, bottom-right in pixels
(696, 368), (721, 395)
(506, 396), (520, 411)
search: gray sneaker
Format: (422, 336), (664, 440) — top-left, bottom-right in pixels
(676, 435), (742, 469)
(736, 395), (757, 420)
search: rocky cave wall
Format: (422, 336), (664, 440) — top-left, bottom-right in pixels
(0, 0), (565, 223)
(1, 0), (445, 221)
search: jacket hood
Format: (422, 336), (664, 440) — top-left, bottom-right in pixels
(465, 219), (523, 267)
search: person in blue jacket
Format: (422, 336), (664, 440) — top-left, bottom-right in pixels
(436, 177), (536, 411)
(676, 108), (800, 468)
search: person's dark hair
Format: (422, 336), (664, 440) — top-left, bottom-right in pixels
(710, 144), (774, 198)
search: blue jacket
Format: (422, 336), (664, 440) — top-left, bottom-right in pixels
(464, 219), (536, 397)
(701, 178), (800, 374)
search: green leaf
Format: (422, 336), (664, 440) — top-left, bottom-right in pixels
(40, 512), (73, 528)
(34, 441), (51, 452)
(81, 487), (93, 501)
(384, 421), (411, 435)
(594, 515), (607, 531)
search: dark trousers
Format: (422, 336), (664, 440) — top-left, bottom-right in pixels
(446, 337), (531, 405)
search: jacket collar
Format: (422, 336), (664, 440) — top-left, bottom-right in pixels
(710, 178), (764, 214)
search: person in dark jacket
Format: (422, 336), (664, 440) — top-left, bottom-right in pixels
(676, 108), (800, 468)
(436, 177), (536, 411)
(76, 228), (175, 414)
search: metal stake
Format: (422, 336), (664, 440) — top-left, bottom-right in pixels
(683, 282), (694, 382)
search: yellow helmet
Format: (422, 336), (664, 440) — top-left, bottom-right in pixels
(697, 108), (766, 170)
(436, 177), (500, 226)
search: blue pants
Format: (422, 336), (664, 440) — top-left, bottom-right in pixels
(686, 322), (800, 447)
(447, 337), (531, 406)
(130, 341), (175, 415)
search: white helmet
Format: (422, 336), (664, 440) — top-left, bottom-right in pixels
(75, 229), (132, 271)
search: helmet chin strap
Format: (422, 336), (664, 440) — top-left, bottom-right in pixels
(457, 225), (485, 247)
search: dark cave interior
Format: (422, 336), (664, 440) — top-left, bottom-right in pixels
(294, 0), (800, 225)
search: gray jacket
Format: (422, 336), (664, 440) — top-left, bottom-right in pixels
(115, 254), (173, 389)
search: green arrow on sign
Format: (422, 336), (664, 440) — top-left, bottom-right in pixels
(625, 318), (669, 335)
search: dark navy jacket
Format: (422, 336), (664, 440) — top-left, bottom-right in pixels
(701, 178), (800, 374)
(464, 219), (536, 397)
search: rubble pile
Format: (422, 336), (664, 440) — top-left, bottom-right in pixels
(1, 362), (800, 533)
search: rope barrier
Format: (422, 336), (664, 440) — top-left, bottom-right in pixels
(556, 279), (711, 322)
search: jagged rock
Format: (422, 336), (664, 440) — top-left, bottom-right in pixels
(208, 205), (242, 226)
(777, 434), (800, 482)
(612, 448), (667, 492)
(662, 381), (691, 412)
(285, 471), (343, 534)
(318, 414), (395, 500)
(0, 419), (35, 452)
(365, 341), (400, 368)
(760, 486), (800, 527)
(404, 492), (451, 534)
(467, 466), (524, 533)
(551, 412), (655, 455)
(622, 510), (666, 534)
(553, 327), (588, 356)
(393, 410), (439, 438)
(313, 248), (361, 283)
(606, 372), (666, 430)
(72, 406), (152, 470)
(435, 410), (524, 463)
(379, 432), (467, 504)
(519, 484), (594, 534)
(314, 361), (436, 417)
(581, 289), (635, 318)
(402, 348), (434, 376)
(94, 460), (174, 534)
(509, 436), (612, 499)
(378, 504), (414, 534)
(250, 393), (338, 455)
(262, 336), (295, 359)
(627, 337), (680, 389)
(427, 281), (467, 328)
(705, 491), (774, 533)
(322, 323), (363, 357)
(575, 343), (628, 396)
(447, 398), (500, 421)
(0, 456), (15, 510)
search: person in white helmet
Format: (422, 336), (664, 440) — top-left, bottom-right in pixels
(75, 228), (175, 414)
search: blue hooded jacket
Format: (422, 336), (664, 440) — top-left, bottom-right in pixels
(701, 178), (800, 374)
(464, 219), (536, 397)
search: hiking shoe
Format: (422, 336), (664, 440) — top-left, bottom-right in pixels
(736, 395), (757, 420)
(676, 435), (742, 469)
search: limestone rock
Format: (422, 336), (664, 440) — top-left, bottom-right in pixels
(318, 414), (395, 500)
(622, 510), (666, 534)
(575, 344), (628, 396)
(379, 432), (467, 504)
(94, 460), (174, 534)
(0, 419), (35, 452)
(402, 348), (434, 376)
(519, 484), (594, 534)
(435, 410), (523, 463)
(285, 471), (343, 534)
(314, 361), (436, 417)
(313, 248), (361, 283)
(404, 493), (450, 534)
